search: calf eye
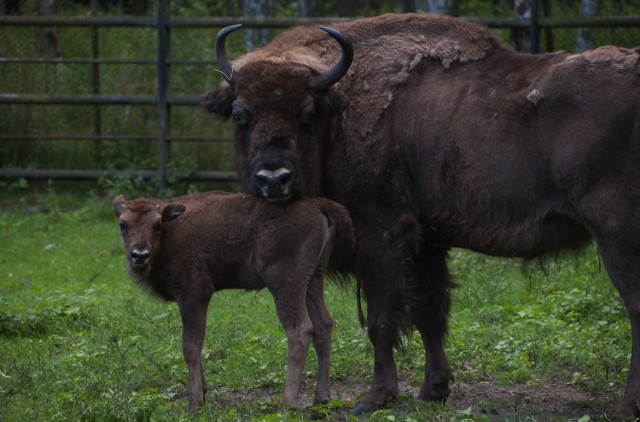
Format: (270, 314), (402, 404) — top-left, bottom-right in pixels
(153, 222), (162, 233)
(119, 221), (128, 234)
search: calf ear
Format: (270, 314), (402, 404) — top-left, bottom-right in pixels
(113, 195), (126, 217)
(201, 87), (234, 118)
(315, 90), (349, 118)
(162, 203), (186, 222)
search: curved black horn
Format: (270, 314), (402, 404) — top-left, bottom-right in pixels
(314, 27), (354, 91)
(216, 24), (242, 86)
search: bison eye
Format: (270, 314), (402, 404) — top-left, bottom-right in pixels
(119, 221), (128, 234)
(299, 110), (316, 129)
(232, 113), (247, 127)
(297, 99), (316, 129)
(231, 105), (250, 127)
(152, 222), (162, 233)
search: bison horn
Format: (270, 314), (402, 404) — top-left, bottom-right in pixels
(314, 27), (353, 91)
(215, 24), (242, 87)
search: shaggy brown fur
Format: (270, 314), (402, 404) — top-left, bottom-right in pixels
(114, 192), (355, 413)
(202, 13), (640, 419)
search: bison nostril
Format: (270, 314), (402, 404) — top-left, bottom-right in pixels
(279, 171), (292, 186)
(256, 168), (293, 190)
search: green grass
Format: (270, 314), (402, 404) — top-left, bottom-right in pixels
(0, 187), (630, 421)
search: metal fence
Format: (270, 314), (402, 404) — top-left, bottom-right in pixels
(1, 1), (639, 186)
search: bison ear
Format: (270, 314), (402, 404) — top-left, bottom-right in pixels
(201, 87), (234, 118)
(113, 195), (126, 218)
(315, 90), (349, 118)
(162, 203), (186, 222)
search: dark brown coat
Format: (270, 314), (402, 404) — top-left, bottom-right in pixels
(114, 192), (355, 412)
(202, 13), (640, 418)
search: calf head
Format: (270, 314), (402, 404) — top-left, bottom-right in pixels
(113, 195), (186, 275)
(201, 25), (353, 203)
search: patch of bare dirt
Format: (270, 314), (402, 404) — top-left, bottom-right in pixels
(447, 379), (612, 420)
(212, 375), (620, 420)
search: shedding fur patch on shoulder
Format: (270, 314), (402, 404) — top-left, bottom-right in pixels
(340, 15), (502, 139)
(567, 45), (640, 71)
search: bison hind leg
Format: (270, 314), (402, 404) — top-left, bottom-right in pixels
(597, 238), (640, 420)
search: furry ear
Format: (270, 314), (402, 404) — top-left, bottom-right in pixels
(162, 204), (186, 222)
(314, 90), (349, 118)
(201, 87), (235, 118)
(113, 195), (126, 217)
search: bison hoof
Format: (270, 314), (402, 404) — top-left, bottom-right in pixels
(351, 401), (381, 416)
(609, 400), (640, 421)
(417, 382), (451, 404)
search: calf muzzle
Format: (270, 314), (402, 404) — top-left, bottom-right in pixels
(129, 248), (150, 268)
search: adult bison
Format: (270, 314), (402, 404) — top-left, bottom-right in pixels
(202, 13), (640, 418)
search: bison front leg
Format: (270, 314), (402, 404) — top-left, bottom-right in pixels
(351, 232), (404, 415)
(177, 288), (212, 413)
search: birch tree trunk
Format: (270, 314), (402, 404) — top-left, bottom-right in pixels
(511, 0), (531, 52)
(244, 0), (271, 52)
(576, 0), (598, 52)
(298, 0), (323, 17)
(414, 0), (458, 15)
(38, 0), (60, 57)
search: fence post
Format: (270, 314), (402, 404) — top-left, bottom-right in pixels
(91, 0), (102, 160)
(157, 0), (170, 186)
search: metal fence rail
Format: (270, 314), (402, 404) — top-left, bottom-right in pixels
(1, 1), (639, 185)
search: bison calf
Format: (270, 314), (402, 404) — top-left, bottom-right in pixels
(113, 192), (355, 413)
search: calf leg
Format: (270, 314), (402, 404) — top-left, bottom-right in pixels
(266, 265), (314, 409)
(411, 249), (454, 403)
(306, 270), (334, 405)
(177, 288), (212, 413)
(596, 238), (640, 419)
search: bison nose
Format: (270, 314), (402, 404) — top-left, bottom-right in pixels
(255, 168), (293, 201)
(130, 248), (150, 267)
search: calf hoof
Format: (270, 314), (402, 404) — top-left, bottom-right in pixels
(351, 401), (381, 416)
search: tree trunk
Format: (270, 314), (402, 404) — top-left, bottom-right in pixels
(576, 0), (598, 52)
(244, 0), (271, 52)
(414, 0), (458, 15)
(298, 0), (323, 17)
(511, 0), (531, 52)
(38, 0), (60, 57)
(401, 0), (415, 13)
